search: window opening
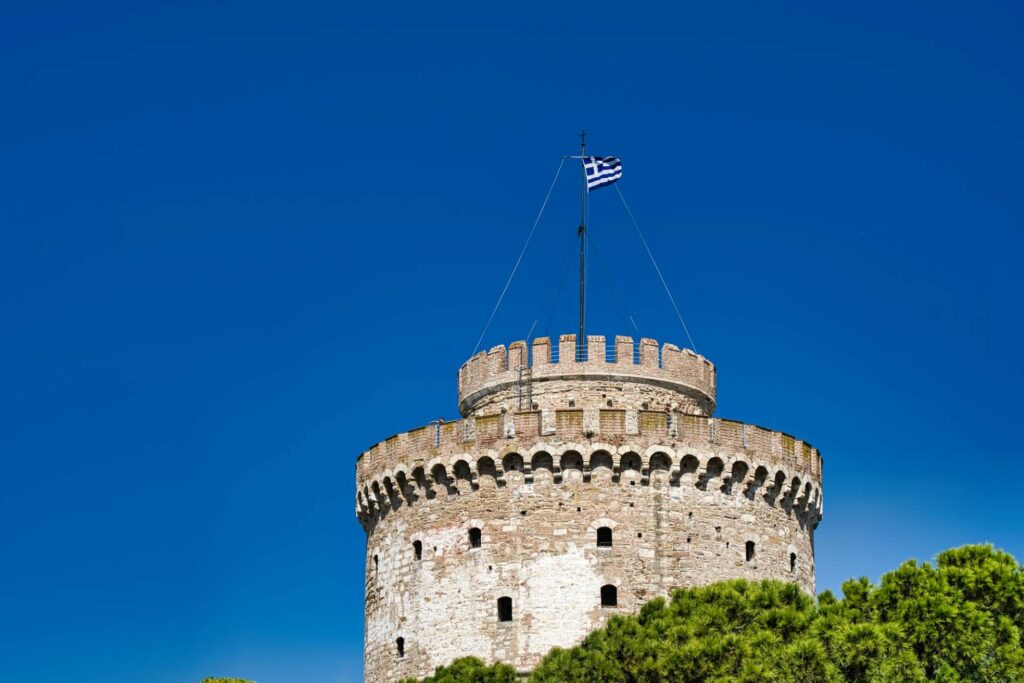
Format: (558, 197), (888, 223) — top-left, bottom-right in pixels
(497, 596), (513, 622)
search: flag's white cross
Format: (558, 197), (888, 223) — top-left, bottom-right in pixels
(584, 157), (621, 191)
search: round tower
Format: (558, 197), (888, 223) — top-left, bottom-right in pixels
(356, 334), (823, 682)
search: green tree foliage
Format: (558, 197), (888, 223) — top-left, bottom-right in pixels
(398, 656), (518, 683)
(408, 544), (1024, 682)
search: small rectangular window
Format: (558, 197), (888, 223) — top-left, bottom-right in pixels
(497, 596), (513, 622)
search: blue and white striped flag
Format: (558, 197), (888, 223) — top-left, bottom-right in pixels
(583, 156), (622, 191)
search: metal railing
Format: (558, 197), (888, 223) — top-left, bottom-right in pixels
(547, 342), (642, 365)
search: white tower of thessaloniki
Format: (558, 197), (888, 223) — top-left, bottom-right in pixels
(355, 334), (823, 682)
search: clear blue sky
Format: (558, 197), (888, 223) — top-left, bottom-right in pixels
(2, 2), (1022, 682)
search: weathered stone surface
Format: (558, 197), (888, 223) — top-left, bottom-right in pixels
(355, 335), (823, 682)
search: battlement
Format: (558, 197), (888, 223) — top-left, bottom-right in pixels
(457, 334), (716, 417)
(355, 411), (822, 523)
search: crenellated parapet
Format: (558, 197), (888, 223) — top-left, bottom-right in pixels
(354, 413), (823, 528)
(457, 334), (716, 417)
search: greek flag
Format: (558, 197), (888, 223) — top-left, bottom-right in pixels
(583, 156), (622, 191)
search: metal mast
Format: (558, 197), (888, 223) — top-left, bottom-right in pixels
(577, 130), (587, 361)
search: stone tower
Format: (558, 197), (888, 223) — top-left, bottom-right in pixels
(355, 334), (823, 682)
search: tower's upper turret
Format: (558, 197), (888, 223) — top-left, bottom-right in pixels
(457, 333), (716, 417)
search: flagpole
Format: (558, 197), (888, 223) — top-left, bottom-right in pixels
(578, 130), (587, 361)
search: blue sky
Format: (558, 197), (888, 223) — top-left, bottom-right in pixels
(2, 2), (1022, 682)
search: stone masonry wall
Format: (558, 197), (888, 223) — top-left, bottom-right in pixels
(464, 377), (712, 421)
(356, 336), (823, 683)
(358, 434), (822, 682)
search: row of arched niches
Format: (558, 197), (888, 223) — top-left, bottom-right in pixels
(357, 445), (823, 531)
